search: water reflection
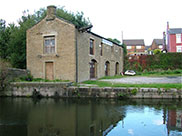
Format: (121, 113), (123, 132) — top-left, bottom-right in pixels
(0, 98), (181, 136)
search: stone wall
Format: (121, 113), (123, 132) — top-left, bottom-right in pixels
(7, 68), (29, 80)
(2, 82), (181, 99)
(27, 15), (76, 81)
(77, 31), (123, 82)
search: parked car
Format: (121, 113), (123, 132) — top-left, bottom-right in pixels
(124, 70), (136, 76)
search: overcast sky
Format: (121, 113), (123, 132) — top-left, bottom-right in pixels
(1, 0), (181, 45)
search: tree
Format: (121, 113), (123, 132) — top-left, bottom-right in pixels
(0, 20), (11, 60)
(108, 38), (121, 45)
(0, 59), (10, 91)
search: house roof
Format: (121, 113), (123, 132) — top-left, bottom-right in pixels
(123, 39), (145, 46)
(168, 28), (182, 34)
(153, 39), (163, 45)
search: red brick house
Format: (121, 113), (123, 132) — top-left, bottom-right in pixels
(167, 22), (182, 52)
(123, 39), (145, 55)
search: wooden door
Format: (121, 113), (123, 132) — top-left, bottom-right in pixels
(45, 62), (54, 80)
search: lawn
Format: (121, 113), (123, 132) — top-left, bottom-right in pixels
(99, 69), (182, 80)
(82, 80), (182, 89)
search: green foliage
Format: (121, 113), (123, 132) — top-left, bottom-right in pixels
(122, 44), (127, 56)
(147, 53), (182, 71)
(82, 80), (182, 89)
(0, 20), (10, 60)
(131, 88), (138, 95)
(19, 73), (33, 81)
(57, 8), (91, 28)
(153, 49), (161, 55)
(117, 92), (129, 99)
(0, 59), (11, 91)
(107, 38), (121, 45)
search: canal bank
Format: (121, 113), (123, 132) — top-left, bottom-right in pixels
(0, 82), (181, 99)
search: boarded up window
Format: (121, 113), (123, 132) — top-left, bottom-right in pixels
(44, 36), (55, 54)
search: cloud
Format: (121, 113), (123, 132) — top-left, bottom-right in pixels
(152, 120), (163, 126)
(128, 129), (134, 135)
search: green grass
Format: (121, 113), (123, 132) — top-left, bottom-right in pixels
(82, 80), (182, 89)
(99, 75), (124, 79)
(136, 69), (182, 77)
(98, 69), (182, 80)
(16, 78), (70, 82)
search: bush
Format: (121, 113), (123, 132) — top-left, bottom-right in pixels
(19, 73), (33, 81)
(153, 49), (161, 55)
(0, 59), (11, 91)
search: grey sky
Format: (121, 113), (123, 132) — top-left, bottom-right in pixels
(1, 0), (181, 45)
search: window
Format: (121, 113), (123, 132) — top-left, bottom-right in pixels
(159, 45), (163, 49)
(127, 46), (131, 49)
(176, 34), (181, 43)
(90, 39), (94, 55)
(44, 36), (55, 54)
(176, 46), (182, 52)
(136, 46), (141, 49)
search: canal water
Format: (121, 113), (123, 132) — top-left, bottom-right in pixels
(0, 98), (181, 136)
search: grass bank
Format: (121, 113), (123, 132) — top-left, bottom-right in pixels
(99, 69), (182, 80)
(82, 80), (182, 89)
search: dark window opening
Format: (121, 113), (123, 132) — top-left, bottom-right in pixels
(90, 39), (94, 55)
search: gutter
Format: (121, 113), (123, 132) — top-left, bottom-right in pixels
(75, 29), (78, 83)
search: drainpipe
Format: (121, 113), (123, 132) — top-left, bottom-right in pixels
(75, 29), (78, 83)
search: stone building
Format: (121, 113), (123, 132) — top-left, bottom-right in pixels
(27, 6), (123, 82)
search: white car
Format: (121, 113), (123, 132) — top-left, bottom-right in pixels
(124, 70), (136, 76)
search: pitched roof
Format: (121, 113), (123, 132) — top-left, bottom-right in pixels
(168, 28), (182, 34)
(123, 39), (145, 46)
(153, 39), (163, 45)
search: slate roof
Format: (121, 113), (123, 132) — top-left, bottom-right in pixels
(123, 39), (145, 46)
(153, 39), (163, 45)
(168, 28), (182, 34)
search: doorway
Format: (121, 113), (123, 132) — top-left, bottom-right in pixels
(105, 61), (110, 76)
(45, 62), (54, 80)
(90, 59), (97, 79)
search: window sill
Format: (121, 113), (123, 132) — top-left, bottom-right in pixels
(37, 54), (59, 58)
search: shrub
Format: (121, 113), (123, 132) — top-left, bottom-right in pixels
(153, 49), (161, 55)
(0, 59), (11, 91)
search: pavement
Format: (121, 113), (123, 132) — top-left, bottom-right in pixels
(100, 76), (182, 84)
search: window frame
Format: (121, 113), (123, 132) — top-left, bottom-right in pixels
(176, 34), (181, 44)
(43, 35), (56, 54)
(176, 46), (182, 52)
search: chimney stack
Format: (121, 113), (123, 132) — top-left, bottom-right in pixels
(46, 5), (56, 20)
(167, 22), (169, 31)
